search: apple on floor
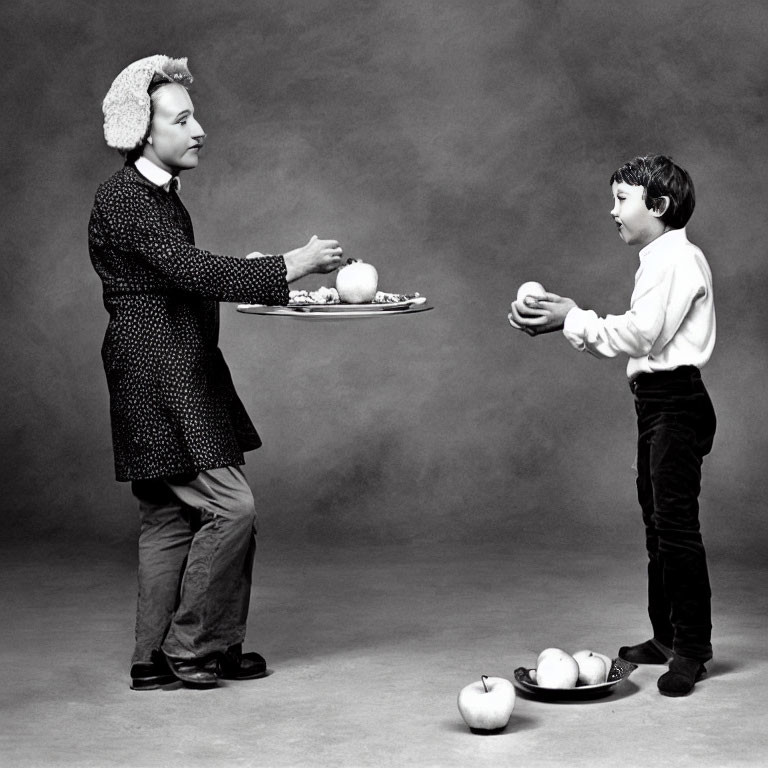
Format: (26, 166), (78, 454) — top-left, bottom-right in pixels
(457, 675), (516, 733)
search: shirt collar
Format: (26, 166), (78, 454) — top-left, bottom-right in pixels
(134, 156), (181, 193)
(639, 227), (688, 260)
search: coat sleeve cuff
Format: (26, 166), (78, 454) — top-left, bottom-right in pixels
(563, 306), (592, 351)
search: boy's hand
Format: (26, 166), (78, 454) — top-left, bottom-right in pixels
(283, 236), (344, 282)
(508, 292), (577, 335)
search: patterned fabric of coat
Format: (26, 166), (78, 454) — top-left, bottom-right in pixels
(89, 164), (289, 481)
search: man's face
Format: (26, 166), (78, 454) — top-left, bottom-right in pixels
(142, 83), (205, 174)
(610, 182), (665, 247)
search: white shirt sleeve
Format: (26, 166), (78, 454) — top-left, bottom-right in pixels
(563, 255), (703, 360)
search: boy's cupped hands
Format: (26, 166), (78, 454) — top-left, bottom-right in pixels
(508, 292), (577, 336)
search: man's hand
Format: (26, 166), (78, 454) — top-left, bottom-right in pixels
(508, 292), (578, 335)
(283, 236), (344, 282)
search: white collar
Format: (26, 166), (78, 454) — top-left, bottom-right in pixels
(639, 227), (688, 259)
(135, 156), (181, 192)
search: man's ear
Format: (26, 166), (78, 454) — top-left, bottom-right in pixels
(650, 195), (669, 218)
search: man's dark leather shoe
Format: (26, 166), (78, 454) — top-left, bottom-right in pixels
(163, 651), (219, 688)
(217, 643), (267, 680)
(130, 649), (177, 691)
(618, 638), (672, 665)
(658, 656), (707, 697)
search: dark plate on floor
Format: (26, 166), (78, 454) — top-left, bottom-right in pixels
(513, 658), (637, 701)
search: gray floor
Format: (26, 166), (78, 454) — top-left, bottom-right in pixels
(2, 538), (765, 768)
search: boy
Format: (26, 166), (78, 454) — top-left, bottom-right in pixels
(509, 155), (716, 696)
(90, 55), (343, 690)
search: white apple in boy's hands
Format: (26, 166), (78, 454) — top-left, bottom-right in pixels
(457, 675), (516, 732)
(509, 281), (546, 332)
(516, 281), (546, 305)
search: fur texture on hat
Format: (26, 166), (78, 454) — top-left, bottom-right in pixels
(102, 55), (193, 152)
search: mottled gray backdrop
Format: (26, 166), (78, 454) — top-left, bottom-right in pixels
(2, 0), (766, 560)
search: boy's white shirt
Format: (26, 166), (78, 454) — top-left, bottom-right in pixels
(563, 228), (716, 380)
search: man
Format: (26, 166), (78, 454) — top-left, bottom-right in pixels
(90, 55), (342, 689)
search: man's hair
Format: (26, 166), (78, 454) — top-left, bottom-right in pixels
(610, 155), (695, 229)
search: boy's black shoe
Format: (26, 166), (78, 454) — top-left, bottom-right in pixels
(216, 643), (268, 680)
(618, 638), (672, 665)
(130, 649), (178, 690)
(657, 656), (707, 697)
(163, 651), (219, 688)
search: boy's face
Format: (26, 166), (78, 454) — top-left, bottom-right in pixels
(610, 182), (667, 247)
(142, 83), (205, 175)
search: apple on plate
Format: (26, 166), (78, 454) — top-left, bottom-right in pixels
(594, 651), (614, 675)
(536, 649), (579, 689)
(572, 650), (608, 685)
(335, 259), (378, 303)
(572, 650), (612, 684)
(457, 675), (516, 733)
(536, 647), (566, 668)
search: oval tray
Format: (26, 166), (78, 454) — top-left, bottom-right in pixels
(513, 658), (637, 701)
(236, 303), (433, 320)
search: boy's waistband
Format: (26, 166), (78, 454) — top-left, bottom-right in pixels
(629, 365), (701, 394)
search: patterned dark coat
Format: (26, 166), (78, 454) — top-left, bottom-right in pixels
(89, 164), (289, 481)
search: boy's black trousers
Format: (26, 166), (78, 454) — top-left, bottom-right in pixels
(631, 365), (716, 663)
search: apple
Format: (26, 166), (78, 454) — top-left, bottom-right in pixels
(536, 647), (566, 668)
(593, 652), (614, 678)
(572, 650), (613, 683)
(510, 281), (546, 331)
(536, 650), (579, 689)
(335, 259), (378, 303)
(572, 650), (608, 686)
(457, 675), (516, 733)
(516, 281), (546, 305)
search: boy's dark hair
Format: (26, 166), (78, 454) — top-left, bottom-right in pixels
(610, 155), (695, 229)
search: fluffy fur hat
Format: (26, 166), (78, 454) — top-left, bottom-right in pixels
(102, 55), (193, 152)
